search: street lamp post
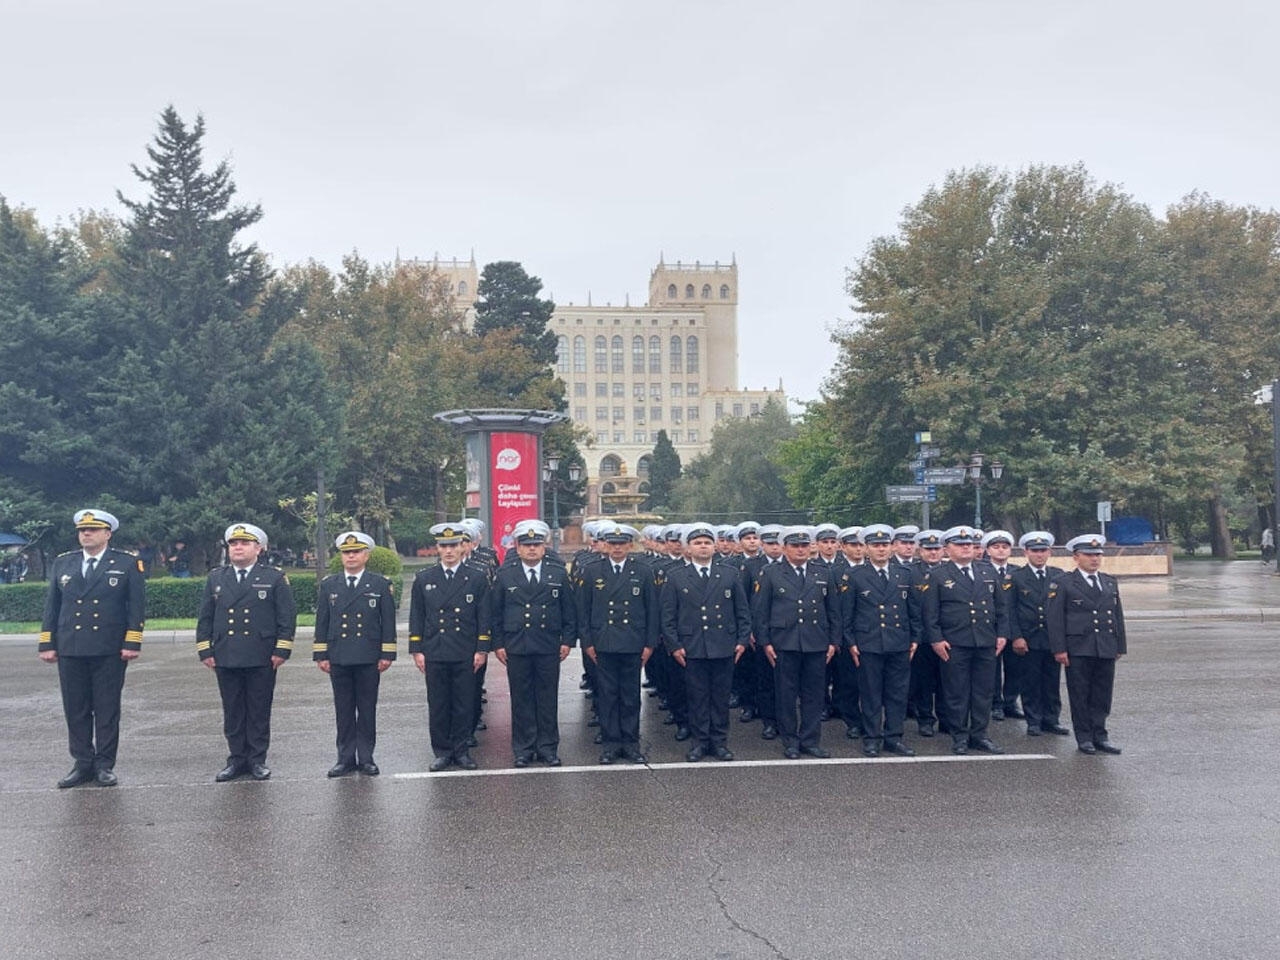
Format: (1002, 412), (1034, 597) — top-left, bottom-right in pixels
(967, 452), (1004, 528)
(542, 455), (582, 552)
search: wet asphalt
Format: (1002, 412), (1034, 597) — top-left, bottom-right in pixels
(2, 562), (1278, 959)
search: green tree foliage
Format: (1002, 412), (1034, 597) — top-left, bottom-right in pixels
(670, 399), (803, 522)
(471, 261), (562, 406)
(646, 430), (681, 510)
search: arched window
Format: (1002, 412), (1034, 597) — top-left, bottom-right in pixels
(601, 481), (617, 494)
(637, 455), (652, 480)
(573, 335), (586, 372)
(611, 335), (624, 373)
(632, 335), (644, 373)
(594, 335), (607, 373)
(684, 284), (695, 298)
(600, 454), (623, 478)
(669, 335), (683, 373)
(719, 284), (730, 299)
(667, 283), (677, 298)
(457, 280), (468, 297)
(686, 335), (699, 373)
(701, 284), (711, 299)
(556, 335), (569, 372)
(649, 335), (662, 373)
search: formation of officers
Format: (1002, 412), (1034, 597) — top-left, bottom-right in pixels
(37, 507), (1128, 787)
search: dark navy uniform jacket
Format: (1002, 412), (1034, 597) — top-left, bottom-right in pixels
(40, 548), (146, 656)
(408, 563), (491, 661)
(314, 570), (397, 665)
(489, 562), (577, 655)
(751, 561), (841, 654)
(1011, 563), (1065, 650)
(196, 564), (297, 667)
(660, 561), (751, 659)
(843, 562), (919, 654)
(578, 556), (659, 655)
(1046, 568), (1127, 659)
(921, 560), (1010, 648)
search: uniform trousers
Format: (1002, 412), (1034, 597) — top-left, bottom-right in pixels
(215, 665), (276, 766)
(1064, 656), (1116, 745)
(330, 662), (380, 764)
(663, 647), (688, 726)
(752, 645), (776, 724)
(472, 660), (487, 732)
(57, 654), (128, 770)
(938, 644), (996, 745)
(908, 642), (943, 727)
(857, 650), (911, 744)
(992, 644), (1026, 711)
(683, 656), (734, 750)
(732, 644), (756, 709)
(426, 659), (475, 758)
(833, 649), (862, 734)
(505, 653), (561, 759)
(594, 651), (642, 751)
(1020, 649), (1063, 730)
(774, 649), (827, 750)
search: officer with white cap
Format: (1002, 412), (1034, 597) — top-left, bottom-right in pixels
(315, 532), (396, 777)
(39, 509), (146, 788)
(197, 522), (298, 781)
(1010, 532), (1070, 737)
(979, 529), (1022, 721)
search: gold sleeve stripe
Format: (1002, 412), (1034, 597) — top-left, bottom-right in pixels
(381, 643), (397, 653)
(478, 634), (491, 641)
(313, 643), (328, 652)
(39, 631), (52, 643)
(196, 640), (212, 651)
(125, 631), (144, 642)
(408, 635), (421, 642)
(276, 639), (294, 649)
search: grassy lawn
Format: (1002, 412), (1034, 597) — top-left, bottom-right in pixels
(1, 614), (318, 634)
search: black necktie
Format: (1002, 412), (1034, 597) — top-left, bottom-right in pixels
(614, 564), (623, 576)
(529, 568), (538, 585)
(445, 568), (454, 581)
(963, 566), (972, 581)
(1036, 569), (1044, 582)
(238, 569), (247, 584)
(1089, 574), (1100, 591)
(85, 556), (97, 578)
(347, 575), (357, 589)
(878, 567), (887, 583)
(699, 567), (708, 581)
(794, 565), (804, 583)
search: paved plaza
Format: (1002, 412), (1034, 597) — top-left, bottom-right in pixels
(1, 561), (1277, 959)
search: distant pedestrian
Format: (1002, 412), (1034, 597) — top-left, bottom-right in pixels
(1261, 527), (1275, 564)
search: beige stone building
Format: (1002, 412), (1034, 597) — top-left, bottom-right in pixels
(403, 254), (786, 514)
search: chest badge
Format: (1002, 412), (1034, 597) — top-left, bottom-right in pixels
(108, 576), (119, 587)
(368, 598), (378, 608)
(258, 589), (268, 600)
(465, 593), (474, 604)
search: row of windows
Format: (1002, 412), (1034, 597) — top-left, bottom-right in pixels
(572, 382), (700, 399)
(594, 430), (698, 446)
(577, 406), (701, 423)
(557, 335), (699, 374)
(562, 317), (698, 327)
(666, 283), (730, 300)
(713, 401), (761, 418)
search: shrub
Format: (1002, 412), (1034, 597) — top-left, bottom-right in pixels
(325, 546), (403, 606)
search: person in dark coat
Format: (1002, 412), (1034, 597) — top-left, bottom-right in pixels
(197, 523), (297, 782)
(314, 531), (396, 777)
(979, 529), (1023, 721)
(1009, 531), (1070, 737)
(1046, 534), (1127, 755)
(39, 509), (146, 788)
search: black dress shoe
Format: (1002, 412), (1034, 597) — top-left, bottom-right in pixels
(455, 753), (478, 770)
(58, 766), (95, 789)
(95, 768), (118, 787)
(761, 724), (778, 741)
(784, 747), (801, 759)
(951, 742), (968, 755)
(1026, 726), (1042, 736)
(739, 708), (757, 722)
(328, 762), (357, 778)
(620, 748), (647, 764)
(846, 727), (861, 740)
(917, 723), (935, 738)
(598, 751), (616, 765)
(662, 714), (677, 725)
(686, 745), (707, 762)
(991, 707), (1005, 721)
(728, 694), (740, 708)
(800, 746), (831, 759)
(1004, 706), (1025, 719)
(819, 707), (833, 721)
(541, 754), (562, 767)
(968, 738), (1004, 754)
(359, 762), (380, 776)
(593, 732), (604, 744)
(1093, 740), (1122, 755)
(882, 740), (915, 757)
(1077, 742), (1098, 755)
(1045, 723), (1071, 736)
(429, 756), (453, 772)
(513, 755), (530, 768)
(674, 726), (692, 742)
(250, 763), (271, 781)
(862, 744), (880, 758)
(215, 763), (246, 783)
(713, 746), (734, 761)
(587, 715), (600, 727)
(465, 735), (479, 748)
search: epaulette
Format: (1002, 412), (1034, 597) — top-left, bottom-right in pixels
(57, 549), (78, 558)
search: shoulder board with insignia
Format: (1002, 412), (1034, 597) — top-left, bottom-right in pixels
(57, 549), (78, 558)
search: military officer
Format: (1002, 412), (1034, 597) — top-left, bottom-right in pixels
(906, 528), (947, 736)
(753, 526), (841, 759)
(749, 524), (785, 740)
(891, 525), (920, 569)
(922, 525), (1009, 755)
(1046, 535), (1126, 755)
(844, 523), (919, 756)
(660, 523), (751, 761)
(830, 527), (864, 739)
(39, 509), (146, 788)
(1010, 531), (1070, 737)
(489, 519), (576, 767)
(979, 529), (1023, 721)
(408, 523), (490, 771)
(197, 523), (297, 781)
(314, 531), (396, 777)
(579, 523), (658, 763)
(730, 520), (762, 721)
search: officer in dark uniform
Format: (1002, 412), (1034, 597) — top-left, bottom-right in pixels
(830, 526), (864, 739)
(314, 531), (396, 777)
(1046, 535), (1127, 755)
(891, 525), (920, 571)
(197, 523), (298, 782)
(906, 529), (946, 736)
(580, 523), (658, 763)
(660, 523), (750, 761)
(729, 520), (762, 721)
(753, 527), (841, 759)
(654, 525), (691, 743)
(39, 509), (146, 788)
(922, 525), (1009, 755)
(489, 519), (576, 767)
(749, 524), (785, 740)
(979, 530), (1023, 721)
(459, 518), (497, 742)
(409, 523), (490, 771)
(1010, 531), (1070, 737)
(844, 523), (919, 757)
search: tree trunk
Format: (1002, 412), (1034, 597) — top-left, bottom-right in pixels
(1207, 489), (1235, 559)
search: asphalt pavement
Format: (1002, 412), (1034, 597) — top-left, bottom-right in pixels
(1, 562), (1277, 959)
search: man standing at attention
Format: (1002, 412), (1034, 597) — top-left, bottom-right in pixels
(314, 531), (396, 777)
(197, 523), (297, 782)
(39, 509), (146, 788)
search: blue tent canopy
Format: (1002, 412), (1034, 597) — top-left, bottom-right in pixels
(0, 532), (29, 547)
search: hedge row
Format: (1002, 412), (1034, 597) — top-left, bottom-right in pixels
(0, 573), (346, 622)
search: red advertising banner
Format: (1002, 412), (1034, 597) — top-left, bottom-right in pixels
(489, 431), (540, 563)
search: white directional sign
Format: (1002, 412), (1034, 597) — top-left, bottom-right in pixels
(923, 466), (967, 485)
(886, 484), (937, 503)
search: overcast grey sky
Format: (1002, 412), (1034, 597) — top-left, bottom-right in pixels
(4, 1), (1277, 402)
